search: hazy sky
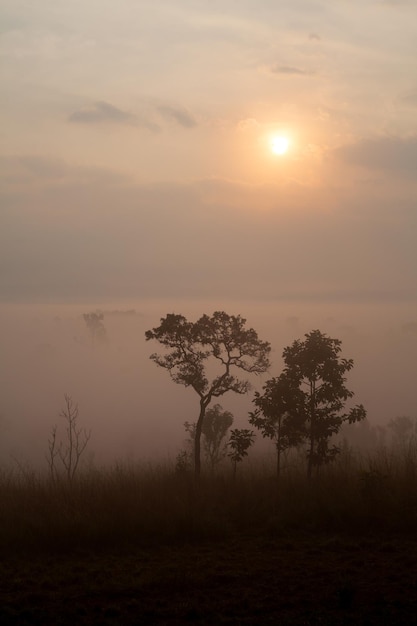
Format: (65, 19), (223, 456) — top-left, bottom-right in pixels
(1, 0), (416, 305)
(1, 2), (416, 466)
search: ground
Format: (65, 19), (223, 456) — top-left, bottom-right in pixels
(0, 533), (416, 625)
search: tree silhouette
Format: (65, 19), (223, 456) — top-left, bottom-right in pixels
(145, 311), (270, 477)
(388, 415), (417, 449)
(83, 311), (107, 349)
(227, 428), (255, 478)
(282, 329), (366, 478)
(46, 395), (91, 483)
(184, 404), (234, 471)
(202, 404), (234, 471)
(249, 373), (305, 479)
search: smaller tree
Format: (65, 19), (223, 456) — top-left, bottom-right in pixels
(202, 404), (234, 471)
(174, 450), (193, 475)
(46, 395), (91, 482)
(178, 420), (197, 471)
(387, 415), (417, 449)
(249, 373), (305, 479)
(227, 428), (255, 478)
(83, 311), (107, 348)
(183, 405), (234, 471)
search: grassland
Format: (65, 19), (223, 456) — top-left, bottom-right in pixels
(0, 446), (416, 624)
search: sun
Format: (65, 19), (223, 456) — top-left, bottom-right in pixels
(271, 135), (290, 155)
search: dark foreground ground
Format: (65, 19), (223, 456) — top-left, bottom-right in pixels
(0, 533), (416, 625)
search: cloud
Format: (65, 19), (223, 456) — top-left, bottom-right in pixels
(68, 100), (196, 131)
(68, 101), (137, 126)
(269, 65), (313, 76)
(11, 156), (69, 180)
(156, 104), (197, 128)
(0, 155), (130, 189)
(335, 135), (417, 178)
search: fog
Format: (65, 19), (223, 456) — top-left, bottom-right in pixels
(1, 298), (415, 470)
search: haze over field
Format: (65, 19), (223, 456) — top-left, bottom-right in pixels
(0, 1), (416, 467)
(0, 300), (415, 467)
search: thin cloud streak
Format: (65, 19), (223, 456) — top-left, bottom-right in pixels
(68, 100), (197, 132)
(156, 104), (197, 128)
(269, 65), (314, 76)
(69, 101), (137, 126)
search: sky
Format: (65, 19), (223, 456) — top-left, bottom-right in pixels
(1, 0), (417, 305)
(0, 1), (416, 465)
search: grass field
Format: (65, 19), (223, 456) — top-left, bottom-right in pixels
(0, 446), (416, 624)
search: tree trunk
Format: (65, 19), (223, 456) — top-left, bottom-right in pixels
(307, 422), (315, 479)
(194, 400), (206, 478)
(307, 381), (316, 480)
(276, 418), (282, 480)
(307, 449), (313, 480)
(276, 443), (281, 480)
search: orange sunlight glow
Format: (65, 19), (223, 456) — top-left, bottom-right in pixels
(271, 135), (290, 155)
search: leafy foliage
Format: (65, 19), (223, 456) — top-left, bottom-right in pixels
(227, 428), (255, 476)
(174, 450), (193, 475)
(202, 404), (234, 470)
(388, 415), (417, 447)
(249, 373), (305, 477)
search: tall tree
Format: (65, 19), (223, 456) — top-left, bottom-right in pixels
(145, 311), (270, 477)
(249, 373), (305, 478)
(282, 329), (366, 478)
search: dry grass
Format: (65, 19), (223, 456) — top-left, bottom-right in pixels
(1, 444), (416, 555)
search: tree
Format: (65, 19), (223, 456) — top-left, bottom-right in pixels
(174, 449), (193, 475)
(282, 329), (366, 478)
(387, 415), (417, 449)
(145, 311), (270, 477)
(202, 404), (234, 471)
(83, 311), (107, 348)
(46, 395), (91, 482)
(227, 428), (255, 477)
(183, 420), (197, 454)
(183, 404), (234, 471)
(249, 373), (305, 478)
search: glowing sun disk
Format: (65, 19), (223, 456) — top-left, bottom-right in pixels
(271, 136), (290, 155)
